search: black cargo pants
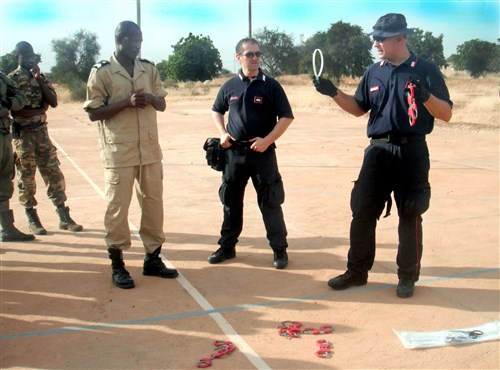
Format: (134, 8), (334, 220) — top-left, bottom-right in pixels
(218, 143), (287, 251)
(348, 136), (431, 281)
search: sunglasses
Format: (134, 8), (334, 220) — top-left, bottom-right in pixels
(242, 51), (263, 58)
(372, 36), (388, 43)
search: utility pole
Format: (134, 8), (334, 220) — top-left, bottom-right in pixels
(137, 0), (141, 57)
(137, 0), (141, 28)
(248, 0), (252, 37)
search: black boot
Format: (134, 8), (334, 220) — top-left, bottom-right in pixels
(0, 210), (35, 242)
(143, 247), (179, 278)
(108, 248), (135, 289)
(25, 208), (47, 235)
(272, 248), (288, 269)
(56, 205), (83, 232)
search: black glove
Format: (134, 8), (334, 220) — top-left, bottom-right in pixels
(313, 76), (338, 98)
(406, 78), (430, 103)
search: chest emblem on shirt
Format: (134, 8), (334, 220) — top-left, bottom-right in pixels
(370, 86), (380, 93)
(254, 96), (263, 104)
(230, 96), (239, 101)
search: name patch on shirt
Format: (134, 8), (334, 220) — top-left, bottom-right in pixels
(370, 86), (380, 93)
(254, 96), (263, 104)
(230, 96), (239, 101)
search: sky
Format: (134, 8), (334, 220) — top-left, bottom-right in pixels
(1, 0), (498, 74)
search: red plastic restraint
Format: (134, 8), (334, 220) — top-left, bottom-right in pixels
(405, 81), (418, 126)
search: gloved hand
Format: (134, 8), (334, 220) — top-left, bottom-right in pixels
(313, 76), (338, 98)
(406, 78), (431, 103)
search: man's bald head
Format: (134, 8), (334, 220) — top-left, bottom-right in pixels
(115, 21), (141, 44)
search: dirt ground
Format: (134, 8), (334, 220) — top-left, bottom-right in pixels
(1, 99), (499, 369)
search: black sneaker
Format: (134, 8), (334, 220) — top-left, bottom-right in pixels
(273, 250), (288, 269)
(396, 279), (415, 298)
(208, 247), (236, 264)
(327, 270), (368, 290)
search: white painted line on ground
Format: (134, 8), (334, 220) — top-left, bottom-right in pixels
(52, 138), (105, 199)
(52, 138), (270, 370)
(173, 273), (271, 370)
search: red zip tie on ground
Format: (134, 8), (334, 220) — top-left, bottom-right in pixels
(196, 340), (236, 368)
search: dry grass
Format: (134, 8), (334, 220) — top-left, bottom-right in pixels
(278, 72), (499, 130)
(57, 71), (499, 130)
(439, 70), (499, 130)
(54, 84), (73, 103)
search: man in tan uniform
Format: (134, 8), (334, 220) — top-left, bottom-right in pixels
(84, 21), (178, 289)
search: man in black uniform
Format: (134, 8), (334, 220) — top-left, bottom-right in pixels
(314, 14), (453, 297)
(209, 37), (294, 269)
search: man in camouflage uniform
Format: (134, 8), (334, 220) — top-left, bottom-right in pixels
(8, 41), (82, 235)
(0, 71), (35, 242)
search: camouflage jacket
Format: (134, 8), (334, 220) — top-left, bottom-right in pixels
(8, 67), (56, 125)
(0, 72), (26, 134)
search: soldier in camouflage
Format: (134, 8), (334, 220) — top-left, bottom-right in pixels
(8, 41), (82, 235)
(0, 71), (35, 242)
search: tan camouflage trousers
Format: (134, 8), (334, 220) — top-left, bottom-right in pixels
(13, 125), (67, 208)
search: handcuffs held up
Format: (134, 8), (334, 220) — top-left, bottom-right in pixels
(312, 49), (324, 80)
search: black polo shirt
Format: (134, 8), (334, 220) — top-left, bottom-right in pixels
(354, 53), (452, 137)
(212, 68), (294, 141)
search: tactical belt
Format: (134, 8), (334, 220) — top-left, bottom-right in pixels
(229, 141), (276, 151)
(229, 141), (253, 149)
(371, 133), (425, 145)
(17, 121), (46, 131)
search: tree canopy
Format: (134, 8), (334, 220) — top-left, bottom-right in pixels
(407, 29), (447, 68)
(162, 33), (222, 81)
(51, 29), (100, 83)
(254, 27), (300, 76)
(303, 21), (373, 82)
(448, 39), (500, 78)
(51, 29), (100, 99)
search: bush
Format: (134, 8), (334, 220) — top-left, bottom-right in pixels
(58, 76), (86, 101)
(163, 78), (179, 89)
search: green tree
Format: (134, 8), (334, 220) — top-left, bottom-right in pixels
(1, 51), (41, 75)
(254, 27), (300, 76)
(51, 29), (100, 99)
(448, 39), (500, 78)
(165, 33), (222, 81)
(303, 21), (373, 82)
(407, 28), (447, 68)
(156, 60), (168, 81)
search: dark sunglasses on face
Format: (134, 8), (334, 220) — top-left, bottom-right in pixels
(372, 36), (388, 43)
(242, 51), (263, 58)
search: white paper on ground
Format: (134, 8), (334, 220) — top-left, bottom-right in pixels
(394, 321), (500, 349)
